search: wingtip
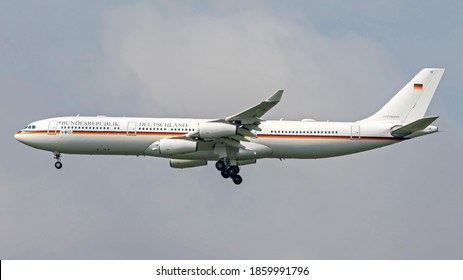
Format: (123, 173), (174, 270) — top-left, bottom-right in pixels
(266, 90), (284, 102)
(421, 68), (445, 74)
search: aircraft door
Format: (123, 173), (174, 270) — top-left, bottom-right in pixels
(351, 125), (360, 139)
(48, 121), (58, 135)
(127, 121), (137, 136)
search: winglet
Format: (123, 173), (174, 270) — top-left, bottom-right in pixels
(266, 90), (284, 103)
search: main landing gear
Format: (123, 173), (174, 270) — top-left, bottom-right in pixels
(216, 159), (243, 185)
(53, 152), (62, 169)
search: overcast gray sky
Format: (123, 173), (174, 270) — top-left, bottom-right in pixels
(1, 0), (462, 259)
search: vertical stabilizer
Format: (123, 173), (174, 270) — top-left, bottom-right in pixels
(361, 68), (444, 123)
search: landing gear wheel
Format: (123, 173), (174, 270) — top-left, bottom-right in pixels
(215, 160), (225, 171)
(221, 169), (231, 178)
(53, 152), (62, 169)
(232, 175), (243, 185)
(228, 166), (239, 176)
(55, 161), (63, 169)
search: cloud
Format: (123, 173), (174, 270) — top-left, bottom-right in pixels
(0, 169), (85, 258)
(1, 1), (462, 259)
(98, 2), (402, 121)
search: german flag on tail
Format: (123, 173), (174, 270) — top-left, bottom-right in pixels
(414, 83), (423, 90)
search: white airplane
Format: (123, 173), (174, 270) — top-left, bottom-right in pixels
(15, 68), (444, 185)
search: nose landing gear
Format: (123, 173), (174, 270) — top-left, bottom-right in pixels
(216, 158), (243, 185)
(53, 152), (62, 169)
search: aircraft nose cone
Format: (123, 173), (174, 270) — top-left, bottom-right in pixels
(15, 130), (42, 149)
(14, 131), (26, 143)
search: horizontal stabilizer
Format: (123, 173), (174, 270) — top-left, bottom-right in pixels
(391, 116), (439, 137)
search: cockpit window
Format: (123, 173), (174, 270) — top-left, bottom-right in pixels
(24, 124), (36, 130)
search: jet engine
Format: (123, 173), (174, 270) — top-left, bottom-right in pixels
(170, 159), (207, 169)
(156, 138), (198, 155)
(198, 122), (237, 138)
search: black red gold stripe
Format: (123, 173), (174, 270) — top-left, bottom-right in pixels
(16, 130), (404, 141)
(256, 134), (403, 141)
(16, 130), (185, 137)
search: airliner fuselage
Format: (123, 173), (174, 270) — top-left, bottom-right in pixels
(15, 116), (404, 159)
(14, 68), (444, 185)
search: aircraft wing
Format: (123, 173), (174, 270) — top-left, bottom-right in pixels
(225, 90), (284, 125)
(184, 90), (283, 153)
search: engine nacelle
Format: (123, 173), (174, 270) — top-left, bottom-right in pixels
(157, 138), (197, 155)
(198, 122), (237, 139)
(170, 159), (207, 169)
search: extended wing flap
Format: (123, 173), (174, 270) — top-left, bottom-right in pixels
(237, 127), (256, 137)
(229, 134), (250, 142)
(242, 124), (261, 131)
(391, 116), (439, 137)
